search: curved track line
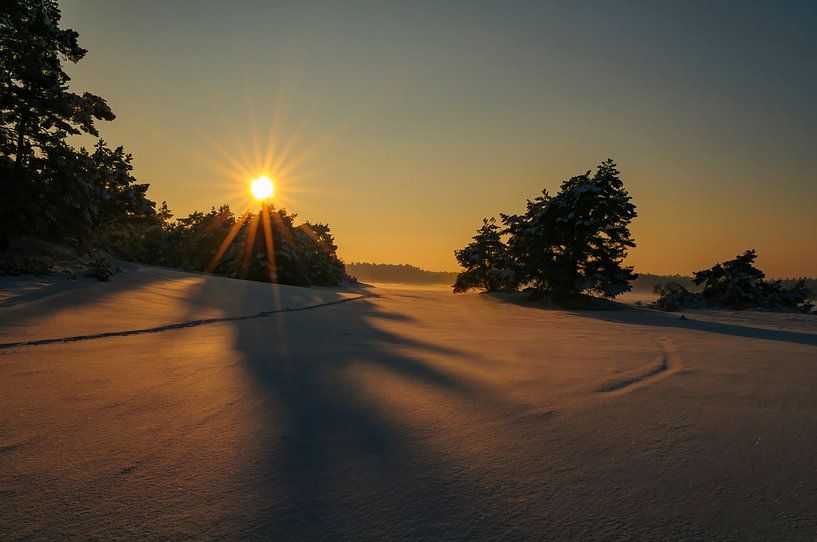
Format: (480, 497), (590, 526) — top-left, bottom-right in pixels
(596, 338), (683, 395)
(0, 294), (370, 350)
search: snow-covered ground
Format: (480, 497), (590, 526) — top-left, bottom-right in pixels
(1, 266), (816, 539)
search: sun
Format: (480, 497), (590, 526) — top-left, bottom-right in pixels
(250, 175), (274, 201)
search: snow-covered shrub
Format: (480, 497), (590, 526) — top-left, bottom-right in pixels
(651, 282), (702, 312)
(759, 279), (813, 313)
(654, 250), (813, 313)
(86, 253), (113, 282)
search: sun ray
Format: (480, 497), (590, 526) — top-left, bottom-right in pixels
(241, 211), (261, 278)
(298, 223), (333, 254)
(260, 204), (277, 282)
(270, 207), (299, 250)
(196, 206), (232, 238)
(205, 212), (249, 273)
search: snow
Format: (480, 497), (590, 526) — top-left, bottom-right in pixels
(1, 266), (816, 539)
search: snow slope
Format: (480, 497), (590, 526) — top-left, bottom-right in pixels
(1, 267), (816, 539)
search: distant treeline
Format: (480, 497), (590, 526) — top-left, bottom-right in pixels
(346, 263), (458, 284)
(346, 264), (817, 295)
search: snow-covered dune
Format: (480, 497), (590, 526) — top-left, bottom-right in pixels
(1, 267), (816, 539)
(0, 264), (363, 346)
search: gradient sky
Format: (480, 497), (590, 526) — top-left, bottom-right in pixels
(60, 1), (817, 276)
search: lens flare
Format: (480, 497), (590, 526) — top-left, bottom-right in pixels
(250, 176), (274, 200)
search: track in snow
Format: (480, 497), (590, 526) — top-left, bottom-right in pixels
(0, 294), (369, 350)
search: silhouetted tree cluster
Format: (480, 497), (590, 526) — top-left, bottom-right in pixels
(1, 1), (346, 287)
(453, 160), (638, 299)
(113, 203), (346, 287)
(654, 250), (813, 313)
(0, 0), (156, 248)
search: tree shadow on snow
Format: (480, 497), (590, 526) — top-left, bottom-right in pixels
(0, 264), (175, 334)
(487, 293), (817, 348)
(573, 308), (817, 348)
(221, 288), (513, 540)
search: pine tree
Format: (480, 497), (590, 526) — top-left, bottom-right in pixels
(502, 189), (562, 293)
(693, 249), (765, 308)
(2, 0), (107, 244)
(553, 159), (638, 297)
(503, 159), (637, 298)
(0, 0), (156, 249)
(453, 218), (514, 293)
(691, 249), (813, 312)
(295, 222), (346, 286)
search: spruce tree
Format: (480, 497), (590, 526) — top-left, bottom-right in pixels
(691, 249), (813, 311)
(503, 159), (637, 298)
(693, 249), (765, 308)
(453, 218), (514, 293)
(553, 159), (638, 297)
(502, 190), (560, 292)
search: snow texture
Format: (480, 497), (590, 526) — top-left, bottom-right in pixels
(1, 266), (816, 540)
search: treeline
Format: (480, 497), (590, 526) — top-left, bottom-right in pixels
(106, 203), (345, 286)
(346, 263), (457, 284)
(454, 159), (637, 300)
(0, 0), (345, 286)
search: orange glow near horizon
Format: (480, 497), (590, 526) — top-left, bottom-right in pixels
(60, 3), (817, 277)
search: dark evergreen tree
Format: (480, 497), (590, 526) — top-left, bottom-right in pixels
(693, 249), (765, 308)
(453, 218), (514, 293)
(690, 249), (813, 312)
(296, 222), (346, 286)
(163, 205), (237, 272)
(502, 159), (637, 298)
(502, 190), (559, 292)
(782, 279), (814, 313)
(0, 0), (155, 248)
(1, 0), (109, 245)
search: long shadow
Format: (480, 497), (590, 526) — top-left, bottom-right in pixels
(0, 263), (352, 344)
(0, 276), (100, 309)
(223, 287), (512, 540)
(0, 261), (182, 308)
(577, 309), (817, 347)
(0, 295), (366, 350)
(487, 293), (817, 348)
(0, 264), (177, 336)
(2, 270), (536, 537)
